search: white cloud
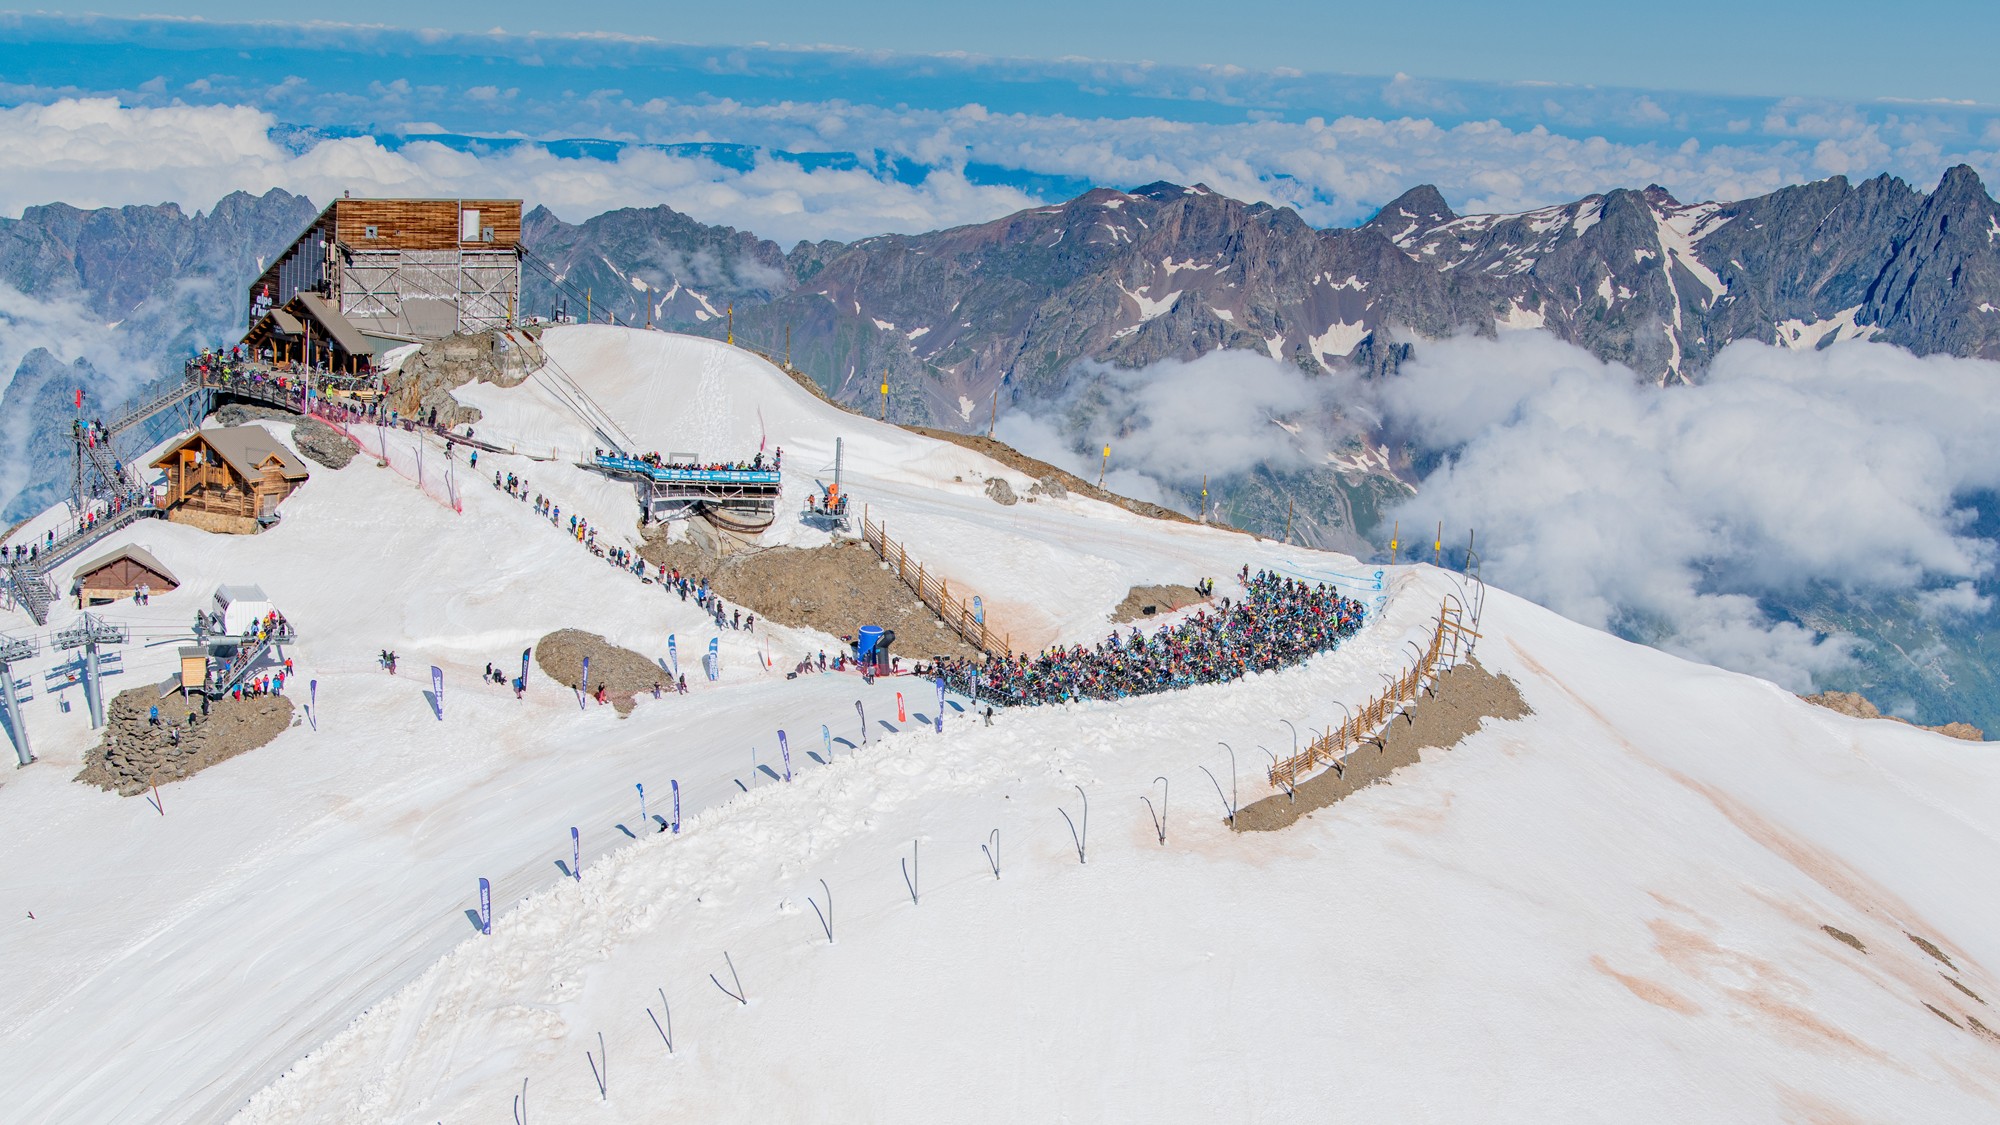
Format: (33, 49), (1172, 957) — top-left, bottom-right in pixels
(0, 99), (1036, 244)
(1005, 331), (2000, 693)
(0, 283), (168, 510)
(993, 349), (1362, 510)
(1375, 332), (2000, 690)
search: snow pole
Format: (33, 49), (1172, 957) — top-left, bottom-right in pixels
(637, 782), (647, 829)
(478, 877), (492, 934)
(586, 1031), (607, 1100)
(897, 692), (906, 723)
(648, 989), (674, 1054)
(710, 951), (746, 1005)
(571, 827), (581, 882)
(934, 678), (945, 734)
(809, 878), (833, 944)
(856, 700), (867, 744)
(671, 779), (681, 834)
(778, 730), (791, 782)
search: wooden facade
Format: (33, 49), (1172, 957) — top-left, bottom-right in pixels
(329, 198), (521, 250)
(246, 198), (523, 343)
(72, 545), (179, 605)
(151, 430), (310, 535)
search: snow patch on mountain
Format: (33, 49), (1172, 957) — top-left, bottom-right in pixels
(1777, 306), (1875, 349)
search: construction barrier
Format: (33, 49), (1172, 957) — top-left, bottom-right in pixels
(860, 506), (1012, 657)
(1266, 598), (1480, 791)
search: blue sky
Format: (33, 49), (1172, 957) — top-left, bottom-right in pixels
(32, 1), (2000, 104)
(0, 11), (1995, 241)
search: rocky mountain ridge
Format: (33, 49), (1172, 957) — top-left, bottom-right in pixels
(8, 168), (2000, 527)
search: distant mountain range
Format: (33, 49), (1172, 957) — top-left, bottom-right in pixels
(7, 167), (2000, 526)
(524, 164), (2000, 415)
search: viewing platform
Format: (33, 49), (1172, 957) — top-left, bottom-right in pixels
(587, 453), (782, 528)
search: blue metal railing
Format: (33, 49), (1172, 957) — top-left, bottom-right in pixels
(591, 454), (781, 486)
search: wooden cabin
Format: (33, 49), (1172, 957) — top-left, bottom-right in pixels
(71, 544), (179, 605)
(150, 429), (310, 535)
(241, 293), (380, 374)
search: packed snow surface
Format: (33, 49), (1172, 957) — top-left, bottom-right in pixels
(1, 329), (1997, 1124)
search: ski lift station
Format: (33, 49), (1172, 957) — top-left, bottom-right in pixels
(213, 585), (274, 637)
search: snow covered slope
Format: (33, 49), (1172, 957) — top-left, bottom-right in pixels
(2, 329), (1996, 1124)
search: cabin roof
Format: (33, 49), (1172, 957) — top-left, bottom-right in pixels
(152, 427), (311, 482)
(72, 543), (178, 586)
(295, 292), (376, 356)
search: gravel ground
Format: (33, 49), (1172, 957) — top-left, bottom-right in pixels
(534, 628), (673, 716)
(1109, 584), (1209, 624)
(292, 418), (357, 470)
(638, 533), (982, 662)
(78, 685), (296, 796)
(1235, 657), (1531, 833)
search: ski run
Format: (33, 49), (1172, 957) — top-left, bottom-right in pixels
(0, 328), (1995, 1122)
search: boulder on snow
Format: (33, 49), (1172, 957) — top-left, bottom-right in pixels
(984, 477), (1018, 506)
(291, 417), (356, 470)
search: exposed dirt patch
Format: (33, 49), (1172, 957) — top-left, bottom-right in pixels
(1802, 690), (1985, 741)
(1821, 925), (1868, 954)
(1969, 1015), (2000, 1043)
(1944, 974), (1986, 1005)
(1909, 932), (1958, 971)
(214, 403), (300, 426)
(535, 629), (670, 716)
(1235, 657), (1531, 832)
(78, 685), (295, 795)
(638, 533), (980, 661)
(1926, 1003), (1963, 1028)
(1109, 584), (1209, 624)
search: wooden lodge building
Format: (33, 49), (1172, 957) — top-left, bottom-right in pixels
(238, 292), (381, 374)
(151, 428), (311, 535)
(70, 544), (179, 605)
(242, 198), (524, 369)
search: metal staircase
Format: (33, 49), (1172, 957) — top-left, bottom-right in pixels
(204, 622), (296, 698)
(4, 560), (54, 625)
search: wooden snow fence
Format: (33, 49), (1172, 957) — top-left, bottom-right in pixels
(1266, 599), (1481, 791)
(860, 507), (1013, 657)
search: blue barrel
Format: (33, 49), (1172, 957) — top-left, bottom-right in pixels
(856, 625), (884, 660)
